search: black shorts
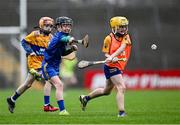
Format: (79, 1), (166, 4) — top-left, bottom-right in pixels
(104, 64), (122, 79)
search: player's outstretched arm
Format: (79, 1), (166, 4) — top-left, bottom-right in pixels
(69, 34), (89, 48)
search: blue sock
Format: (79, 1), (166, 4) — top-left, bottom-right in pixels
(12, 92), (20, 101)
(57, 100), (65, 111)
(44, 96), (50, 106)
(85, 96), (91, 102)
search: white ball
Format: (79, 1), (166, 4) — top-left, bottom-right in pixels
(151, 44), (157, 50)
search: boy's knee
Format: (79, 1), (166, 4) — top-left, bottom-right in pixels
(26, 83), (32, 88)
(116, 84), (126, 93)
(54, 82), (63, 89)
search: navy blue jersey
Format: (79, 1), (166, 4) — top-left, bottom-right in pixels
(44, 32), (71, 67)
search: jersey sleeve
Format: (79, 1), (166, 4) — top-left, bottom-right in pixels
(21, 39), (33, 54)
(60, 35), (71, 43)
(102, 35), (111, 53)
(122, 34), (131, 45)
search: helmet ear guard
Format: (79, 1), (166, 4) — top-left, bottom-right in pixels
(112, 26), (118, 34)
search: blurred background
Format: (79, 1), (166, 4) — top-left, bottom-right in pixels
(0, 0), (180, 90)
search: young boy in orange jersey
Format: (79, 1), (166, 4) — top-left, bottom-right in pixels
(7, 17), (58, 113)
(79, 16), (132, 117)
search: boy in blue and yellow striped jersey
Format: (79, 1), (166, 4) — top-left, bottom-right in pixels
(7, 17), (58, 113)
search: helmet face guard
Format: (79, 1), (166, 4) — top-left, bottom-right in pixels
(39, 17), (54, 35)
(110, 16), (129, 35)
(39, 17), (54, 29)
(55, 16), (73, 33)
(112, 25), (128, 35)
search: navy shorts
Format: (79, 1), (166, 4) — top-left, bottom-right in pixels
(42, 61), (59, 80)
(104, 64), (122, 79)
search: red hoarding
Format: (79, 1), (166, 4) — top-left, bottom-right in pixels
(84, 70), (180, 90)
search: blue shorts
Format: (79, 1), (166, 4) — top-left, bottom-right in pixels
(104, 64), (122, 79)
(42, 61), (59, 80)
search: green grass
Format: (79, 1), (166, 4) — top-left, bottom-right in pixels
(0, 88), (180, 124)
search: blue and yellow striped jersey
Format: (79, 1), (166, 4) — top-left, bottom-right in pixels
(23, 30), (52, 70)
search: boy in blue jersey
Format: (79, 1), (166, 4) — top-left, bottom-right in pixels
(42, 16), (88, 115)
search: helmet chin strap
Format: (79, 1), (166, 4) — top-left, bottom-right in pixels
(115, 32), (124, 37)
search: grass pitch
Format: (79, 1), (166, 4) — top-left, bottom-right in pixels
(0, 89), (180, 124)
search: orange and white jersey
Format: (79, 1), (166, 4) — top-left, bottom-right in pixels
(24, 30), (52, 70)
(102, 33), (132, 70)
